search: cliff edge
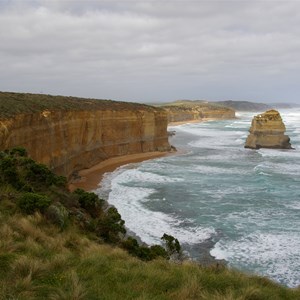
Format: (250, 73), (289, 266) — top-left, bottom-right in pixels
(245, 109), (292, 149)
(161, 100), (235, 123)
(0, 92), (171, 178)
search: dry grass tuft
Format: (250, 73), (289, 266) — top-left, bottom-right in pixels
(48, 271), (87, 300)
(11, 255), (47, 280)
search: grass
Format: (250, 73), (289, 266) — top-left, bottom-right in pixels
(0, 91), (162, 119)
(0, 211), (300, 299)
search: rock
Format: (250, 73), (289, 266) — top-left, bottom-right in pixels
(162, 101), (235, 123)
(0, 93), (171, 179)
(245, 109), (292, 149)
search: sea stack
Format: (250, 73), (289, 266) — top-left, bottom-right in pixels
(245, 109), (292, 149)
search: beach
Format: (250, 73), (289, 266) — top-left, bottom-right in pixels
(168, 118), (217, 126)
(69, 151), (170, 192)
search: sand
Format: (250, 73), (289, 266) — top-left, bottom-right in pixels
(69, 151), (169, 192)
(168, 118), (217, 126)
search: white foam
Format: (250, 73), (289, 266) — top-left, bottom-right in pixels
(193, 165), (248, 175)
(96, 167), (215, 245)
(258, 148), (300, 159)
(211, 232), (300, 287)
(283, 201), (300, 210)
(254, 161), (300, 176)
(95, 110), (300, 287)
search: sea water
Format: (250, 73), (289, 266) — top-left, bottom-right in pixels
(95, 109), (300, 287)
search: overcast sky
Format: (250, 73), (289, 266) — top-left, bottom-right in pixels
(1, 0), (300, 103)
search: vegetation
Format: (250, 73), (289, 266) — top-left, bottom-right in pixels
(0, 91), (161, 119)
(0, 148), (300, 299)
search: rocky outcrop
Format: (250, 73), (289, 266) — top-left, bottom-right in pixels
(245, 110), (292, 149)
(162, 103), (235, 123)
(0, 92), (171, 178)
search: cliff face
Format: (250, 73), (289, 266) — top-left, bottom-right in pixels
(245, 110), (292, 149)
(164, 105), (235, 123)
(0, 93), (170, 178)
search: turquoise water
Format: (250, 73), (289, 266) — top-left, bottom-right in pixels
(96, 109), (300, 287)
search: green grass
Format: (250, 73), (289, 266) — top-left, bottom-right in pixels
(0, 91), (161, 119)
(0, 213), (299, 299)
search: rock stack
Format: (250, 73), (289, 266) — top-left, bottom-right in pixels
(245, 109), (292, 149)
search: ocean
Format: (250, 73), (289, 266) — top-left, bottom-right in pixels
(95, 109), (300, 287)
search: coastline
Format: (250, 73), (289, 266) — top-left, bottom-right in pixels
(69, 151), (170, 192)
(168, 118), (219, 126)
(68, 120), (227, 267)
(69, 117), (222, 192)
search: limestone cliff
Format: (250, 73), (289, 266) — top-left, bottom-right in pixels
(161, 101), (235, 123)
(0, 92), (171, 178)
(245, 109), (292, 149)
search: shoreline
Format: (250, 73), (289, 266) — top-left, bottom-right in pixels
(69, 117), (232, 192)
(69, 151), (171, 192)
(68, 121), (226, 266)
(168, 118), (222, 127)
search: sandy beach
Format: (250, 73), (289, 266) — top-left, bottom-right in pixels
(168, 118), (217, 126)
(69, 151), (169, 192)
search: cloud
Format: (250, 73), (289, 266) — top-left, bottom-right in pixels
(0, 0), (300, 103)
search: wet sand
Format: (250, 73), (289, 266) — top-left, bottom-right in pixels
(168, 118), (217, 126)
(69, 151), (169, 192)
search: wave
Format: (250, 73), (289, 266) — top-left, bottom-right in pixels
(211, 232), (300, 287)
(96, 166), (215, 245)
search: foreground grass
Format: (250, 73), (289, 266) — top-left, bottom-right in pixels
(0, 211), (299, 300)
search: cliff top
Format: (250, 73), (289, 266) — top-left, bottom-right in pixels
(0, 91), (161, 119)
(160, 100), (234, 112)
(214, 100), (270, 112)
(254, 109), (282, 121)
(158, 99), (271, 112)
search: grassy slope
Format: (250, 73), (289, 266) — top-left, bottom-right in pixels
(0, 151), (300, 299)
(1, 213), (300, 300)
(0, 91), (158, 119)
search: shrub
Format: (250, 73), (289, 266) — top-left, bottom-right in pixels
(10, 147), (27, 157)
(149, 244), (168, 259)
(161, 233), (181, 256)
(17, 193), (51, 214)
(46, 203), (69, 229)
(73, 189), (104, 217)
(96, 207), (126, 243)
(24, 161), (66, 187)
(121, 237), (168, 261)
(121, 237), (140, 255)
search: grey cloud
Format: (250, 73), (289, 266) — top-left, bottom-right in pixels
(0, 1), (300, 103)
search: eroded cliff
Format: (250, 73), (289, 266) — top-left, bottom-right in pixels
(0, 92), (171, 178)
(161, 101), (235, 123)
(245, 109), (292, 149)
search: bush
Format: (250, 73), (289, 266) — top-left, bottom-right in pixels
(121, 237), (168, 261)
(73, 189), (104, 217)
(9, 147), (27, 157)
(149, 244), (168, 259)
(17, 192), (51, 214)
(96, 207), (126, 243)
(161, 233), (181, 256)
(24, 162), (66, 187)
(46, 203), (69, 229)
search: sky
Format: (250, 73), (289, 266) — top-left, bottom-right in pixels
(1, 0), (300, 104)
